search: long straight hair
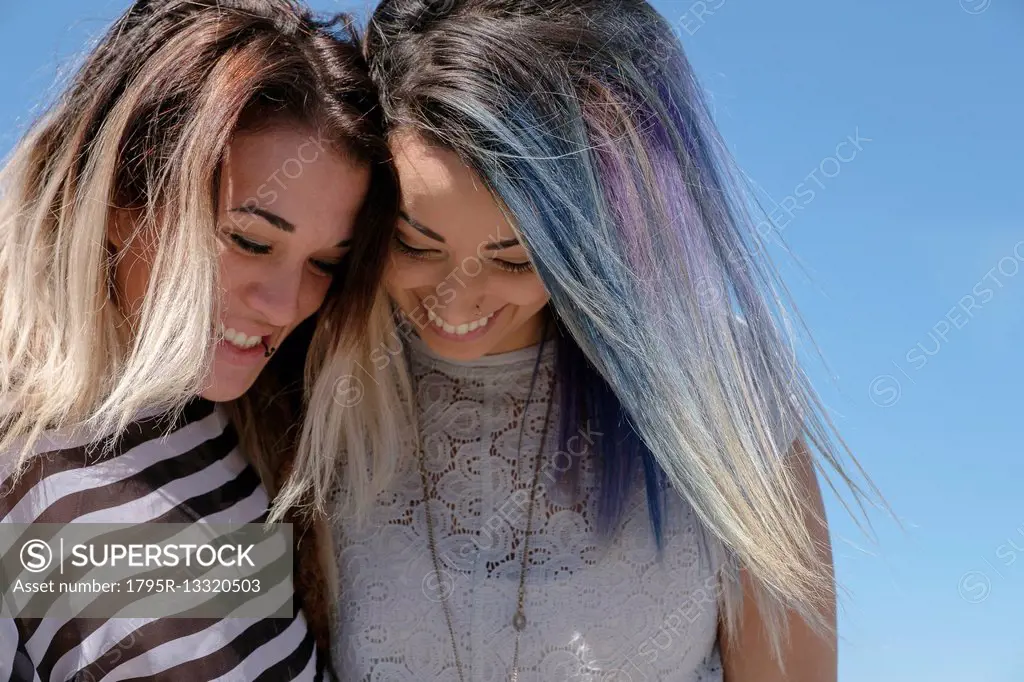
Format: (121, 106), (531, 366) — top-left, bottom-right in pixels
(0, 0), (407, 513)
(363, 0), (882, 653)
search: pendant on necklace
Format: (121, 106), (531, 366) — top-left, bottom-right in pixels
(512, 609), (527, 631)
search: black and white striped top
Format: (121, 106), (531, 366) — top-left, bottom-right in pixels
(0, 399), (324, 682)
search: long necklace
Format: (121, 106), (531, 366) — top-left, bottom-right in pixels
(417, 371), (555, 682)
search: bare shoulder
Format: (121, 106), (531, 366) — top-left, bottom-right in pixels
(720, 439), (837, 682)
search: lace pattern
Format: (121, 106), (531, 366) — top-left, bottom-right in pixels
(332, 336), (723, 681)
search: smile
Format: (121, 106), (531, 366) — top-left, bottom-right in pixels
(217, 322), (265, 350)
(426, 308), (497, 336)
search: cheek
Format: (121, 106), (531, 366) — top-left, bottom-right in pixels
(217, 252), (329, 321)
(113, 244), (154, 318)
(216, 249), (249, 306)
(298, 274), (333, 319)
(385, 255), (441, 294)
(497, 273), (550, 308)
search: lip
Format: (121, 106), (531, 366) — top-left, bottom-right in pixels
(215, 335), (270, 365)
(423, 305), (506, 343)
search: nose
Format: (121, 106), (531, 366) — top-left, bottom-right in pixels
(435, 287), (493, 322)
(449, 266), (491, 311)
(246, 267), (304, 328)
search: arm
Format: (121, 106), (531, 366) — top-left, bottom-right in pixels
(720, 440), (837, 682)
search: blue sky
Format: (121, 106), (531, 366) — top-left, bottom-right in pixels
(1, 1), (1021, 680)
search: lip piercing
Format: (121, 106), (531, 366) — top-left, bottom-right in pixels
(261, 340), (277, 358)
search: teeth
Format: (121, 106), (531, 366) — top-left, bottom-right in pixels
(217, 322), (263, 349)
(426, 308), (496, 337)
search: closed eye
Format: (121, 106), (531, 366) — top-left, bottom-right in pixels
(310, 257), (343, 276)
(228, 232), (271, 255)
(226, 229), (343, 277)
(394, 235), (441, 259)
(491, 259), (534, 274)
(395, 234), (533, 273)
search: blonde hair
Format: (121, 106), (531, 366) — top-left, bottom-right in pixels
(0, 0), (407, 507)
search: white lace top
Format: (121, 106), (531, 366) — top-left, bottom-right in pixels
(331, 335), (724, 681)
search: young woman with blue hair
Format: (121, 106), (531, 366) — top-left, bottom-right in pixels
(273, 1), (879, 679)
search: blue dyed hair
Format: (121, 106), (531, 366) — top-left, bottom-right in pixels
(366, 0), (879, 643)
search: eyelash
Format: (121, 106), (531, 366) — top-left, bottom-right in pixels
(494, 259), (534, 275)
(227, 232), (269, 254)
(226, 232), (340, 276)
(392, 236), (436, 261)
(393, 236), (534, 274)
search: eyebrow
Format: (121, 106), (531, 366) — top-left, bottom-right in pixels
(399, 210), (521, 251)
(399, 211), (445, 242)
(481, 237), (521, 251)
(230, 205), (352, 247)
(230, 206), (294, 233)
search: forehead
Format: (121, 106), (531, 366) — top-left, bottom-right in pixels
(221, 125), (368, 243)
(391, 133), (518, 244)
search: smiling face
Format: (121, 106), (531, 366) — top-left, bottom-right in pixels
(386, 133), (551, 361)
(110, 122), (369, 402)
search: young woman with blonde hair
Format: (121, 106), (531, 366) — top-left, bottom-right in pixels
(0, 1), (404, 679)
(271, 1), (879, 680)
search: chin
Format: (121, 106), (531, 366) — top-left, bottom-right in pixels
(199, 375), (258, 403)
(198, 387), (245, 403)
(421, 334), (494, 361)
